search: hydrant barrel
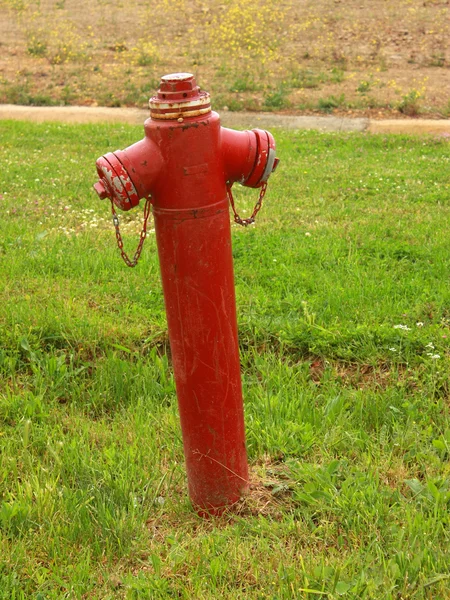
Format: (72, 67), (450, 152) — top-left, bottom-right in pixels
(154, 174), (247, 511)
(151, 112), (248, 513)
(93, 73), (278, 515)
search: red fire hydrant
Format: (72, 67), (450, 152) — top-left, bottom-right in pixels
(94, 73), (278, 515)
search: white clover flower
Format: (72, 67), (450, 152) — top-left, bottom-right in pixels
(394, 324), (411, 331)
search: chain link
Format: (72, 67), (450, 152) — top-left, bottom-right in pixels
(226, 181), (267, 227)
(110, 197), (152, 267)
(110, 182), (266, 266)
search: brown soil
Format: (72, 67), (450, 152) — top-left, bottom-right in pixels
(0, 0), (449, 117)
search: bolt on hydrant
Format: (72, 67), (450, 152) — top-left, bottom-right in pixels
(93, 73), (279, 515)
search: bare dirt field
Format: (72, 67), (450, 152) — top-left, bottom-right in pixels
(1, 0), (449, 117)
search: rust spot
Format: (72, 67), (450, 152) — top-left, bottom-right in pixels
(183, 163), (208, 176)
(181, 122), (200, 131)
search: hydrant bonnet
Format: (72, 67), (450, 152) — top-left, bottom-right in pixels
(149, 73), (211, 120)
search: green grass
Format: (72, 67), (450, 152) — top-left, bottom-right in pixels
(0, 121), (449, 599)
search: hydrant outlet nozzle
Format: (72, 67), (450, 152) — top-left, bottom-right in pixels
(95, 153), (140, 211)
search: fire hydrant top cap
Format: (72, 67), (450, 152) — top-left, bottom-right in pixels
(150, 72), (211, 121)
(161, 73), (194, 82)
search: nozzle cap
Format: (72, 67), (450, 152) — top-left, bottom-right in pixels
(95, 153), (140, 211)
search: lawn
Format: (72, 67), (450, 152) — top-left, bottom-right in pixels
(0, 121), (449, 598)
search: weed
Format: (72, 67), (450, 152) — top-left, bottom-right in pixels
(290, 69), (321, 89)
(263, 85), (291, 110)
(317, 93), (346, 112)
(60, 85), (75, 105)
(27, 36), (47, 58)
(124, 39), (159, 67)
(290, 68), (345, 91)
(112, 41), (127, 53)
(97, 91), (122, 107)
(442, 99), (450, 118)
(429, 53), (446, 67)
(208, 0), (286, 63)
(225, 97), (246, 111)
(229, 73), (260, 93)
(398, 89), (422, 116)
(329, 67), (345, 83)
(357, 79), (372, 94)
(1, 81), (56, 106)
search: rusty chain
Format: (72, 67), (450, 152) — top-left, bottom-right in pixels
(110, 182), (266, 266)
(226, 181), (267, 226)
(110, 197), (152, 268)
